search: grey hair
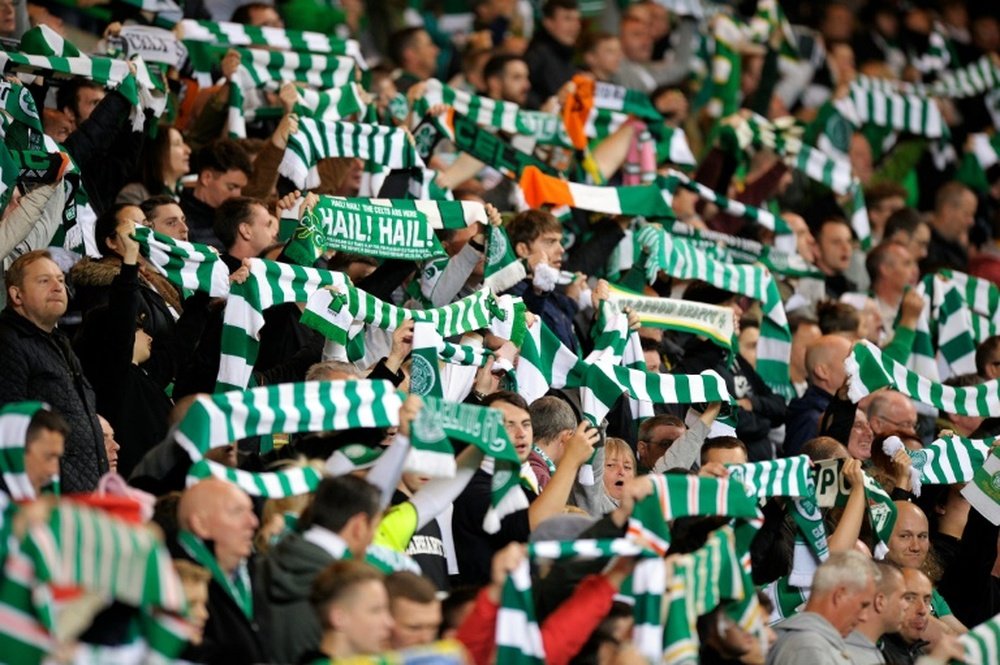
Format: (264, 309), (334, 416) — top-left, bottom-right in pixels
(529, 396), (578, 443)
(306, 360), (361, 381)
(811, 551), (878, 595)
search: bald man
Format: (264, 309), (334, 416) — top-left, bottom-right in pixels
(176, 478), (266, 664)
(885, 501), (967, 638)
(784, 335), (853, 455)
(867, 391), (918, 438)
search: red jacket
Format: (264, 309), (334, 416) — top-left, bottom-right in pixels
(455, 574), (616, 665)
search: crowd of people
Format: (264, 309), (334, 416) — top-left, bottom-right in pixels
(0, 0), (999, 662)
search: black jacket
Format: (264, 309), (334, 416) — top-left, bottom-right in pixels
(73, 263), (172, 478)
(920, 227), (968, 276)
(179, 187), (222, 250)
(523, 26), (578, 109)
(70, 256), (184, 388)
(0, 308), (107, 492)
(255, 531), (335, 664)
(63, 91), (145, 217)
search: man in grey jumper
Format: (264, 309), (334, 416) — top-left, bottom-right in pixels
(845, 561), (908, 665)
(766, 551), (877, 665)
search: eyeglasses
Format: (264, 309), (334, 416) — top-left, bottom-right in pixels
(874, 415), (917, 432)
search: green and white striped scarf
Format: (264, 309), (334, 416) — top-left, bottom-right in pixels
(483, 223), (526, 293)
(133, 226), (231, 296)
(495, 558), (545, 665)
(186, 42), (357, 92)
(658, 169), (789, 235)
(186, 459), (323, 497)
(727, 456), (813, 500)
(630, 224), (794, 399)
(626, 474), (760, 556)
(411, 396), (520, 480)
(0, 401), (46, 501)
(0, 502), (188, 664)
(294, 83), (368, 122)
(278, 118), (422, 190)
(845, 84), (949, 139)
(218, 258), (348, 391)
(178, 19), (366, 66)
(300, 285), (522, 361)
(661, 222), (823, 279)
(846, 339), (1000, 416)
(419, 78), (572, 146)
(853, 56), (1000, 100)
(910, 272), (981, 380)
(906, 434), (998, 486)
(284, 195), (446, 265)
(961, 611), (1000, 665)
(936, 269), (1000, 344)
(174, 380), (402, 460)
(226, 80), (245, 139)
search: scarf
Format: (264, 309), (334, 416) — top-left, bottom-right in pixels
(133, 226), (231, 297)
(186, 459), (323, 497)
(0, 401), (46, 501)
(518, 165), (674, 218)
(178, 19), (366, 66)
(294, 83), (369, 122)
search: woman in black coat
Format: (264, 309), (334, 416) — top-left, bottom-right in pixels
(74, 219), (173, 478)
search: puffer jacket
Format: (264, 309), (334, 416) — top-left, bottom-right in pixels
(0, 308), (107, 493)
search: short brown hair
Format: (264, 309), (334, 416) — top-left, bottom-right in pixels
(6, 250), (55, 290)
(173, 559), (211, 586)
(638, 414), (684, 442)
(385, 571), (438, 604)
(506, 209), (562, 253)
(310, 560), (384, 629)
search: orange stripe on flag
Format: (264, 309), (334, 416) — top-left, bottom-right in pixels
(519, 166), (572, 209)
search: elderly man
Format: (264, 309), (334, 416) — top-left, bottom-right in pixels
(867, 391), (919, 438)
(846, 562), (908, 664)
(176, 478), (266, 664)
(767, 550), (877, 665)
(784, 335), (853, 456)
(0, 250), (107, 493)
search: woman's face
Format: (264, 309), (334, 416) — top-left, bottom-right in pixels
(166, 128), (191, 178)
(603, 453), (635, 501)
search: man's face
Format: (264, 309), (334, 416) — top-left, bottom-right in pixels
(869, 395), (918, 437)
(247, 5), (283, 27)
(783, 213), (817, 264)
(99, 416), (120, 473)
(887, 507), (930, 569)
(637, 423), (684, 470)
(199, 168), (248, 208)
(199, 485), (259, 566)
(495, 400), (533, 462)
(390, 598), (442, 649)
(24, 428), (63, 495)
(496, 61), (531, 106)
(620, 19), (653, 62)
(407, 30), (440, 78)
(832, 577), (875, 636)
(43, 109), (73, 144)
(543, 7), (581, 47)
(585, 38), (623, 79)
(847, 409), (874, 460)
(849, 134), (873, 184)
(9, 257), (68, 332)
(941, 191), (978, 240)
(892, 223), (931, 262)
(147, 203), (189, 241)
(816, 222), (853, 275)
(71, 86), (106, 125)
(879, 245), (919, 291)
(899, 570), (932, 643)
(870, 196), (906, 233)
(0, 0), (16, 34)
(338, 580), (394, 655)
(704, 446), (747, 466)
(519, 230), (564, 269)
(880, 571), (910, 635)
(240, 204), (279, 255)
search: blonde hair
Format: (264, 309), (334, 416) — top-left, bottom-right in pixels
(173, 559), (211, 586)
(604, 437), (636, 467)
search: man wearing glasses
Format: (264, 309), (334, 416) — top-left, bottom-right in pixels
(866, 390), (919, 438)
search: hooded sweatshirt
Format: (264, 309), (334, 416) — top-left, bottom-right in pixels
(766, 611), (854, 665)
(254, 529), (342, 664)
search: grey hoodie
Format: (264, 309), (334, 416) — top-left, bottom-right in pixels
(766, 611), (855, 665)
(845, 630), (887, 665)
